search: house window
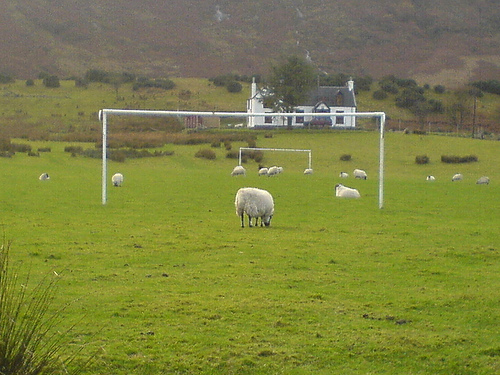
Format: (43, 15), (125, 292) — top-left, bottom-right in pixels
(295, 109), (304, 124)
(265, 116), (273, 124)
(335, 111), (344, 125)
(335, 92), (344, 106)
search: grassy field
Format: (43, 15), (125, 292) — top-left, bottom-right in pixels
(0, 130), (498, 374)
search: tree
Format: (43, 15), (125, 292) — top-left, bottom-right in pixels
(267, 56), (316, 118)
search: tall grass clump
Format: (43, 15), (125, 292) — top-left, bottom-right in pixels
(441, 154), (478, 163)
(0, 241), (90, 374)
(415, 155), (430, 164)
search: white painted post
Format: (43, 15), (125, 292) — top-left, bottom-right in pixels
(379, 113), (386, 209)
(101, 110), (108, 205)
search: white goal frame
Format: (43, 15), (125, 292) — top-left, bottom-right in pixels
(238, 147), (312, 170)
(98, 109), (386, 208)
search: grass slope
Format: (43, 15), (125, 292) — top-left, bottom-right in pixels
(0, 131), (499, 374)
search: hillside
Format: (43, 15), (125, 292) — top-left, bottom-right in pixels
(1, 0), (500, 87)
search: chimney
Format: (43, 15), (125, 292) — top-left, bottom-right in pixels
(347, 77), (354, 91)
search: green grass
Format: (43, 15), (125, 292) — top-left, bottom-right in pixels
(0, 131), (499, 374)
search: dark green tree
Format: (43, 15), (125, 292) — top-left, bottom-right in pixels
(267, 56), (316, 115)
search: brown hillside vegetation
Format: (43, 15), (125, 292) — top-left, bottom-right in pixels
(0, 0), (499, 86)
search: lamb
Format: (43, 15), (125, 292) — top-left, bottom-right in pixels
(452, 173), (463, 181)
(258, 167), (269, 176)
(39, 173), (50, 181)
(353, 169), (367, 180)
(235, 187), (274, 228)
(426, 175), (436, 181)
(112, 173), (124, 187)
(231, 165), (246, 176)
(335, 184), (361, 198)
(339, 172), (349, 178)
(476, 176), (490, 185)
(303, 168), (313, 174)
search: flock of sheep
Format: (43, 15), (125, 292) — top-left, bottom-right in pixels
(37, 164), (490, 230)
(427, 173), (490, 184)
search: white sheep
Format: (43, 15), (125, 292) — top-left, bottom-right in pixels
(39, 173), (50, 181)
(353, 169), (367, 180)
(258, 167), (269, 176)
(303, 168), (313, 174)
(112, 173), (124, 187)
(277, 166), (284, 174)
(235, 187), (274, 228)
(335, 184), (361, 198)
(476, 176), (490, 185)
(339, 172), (349, 178)
(452, 173), (463, 181)
(267, 166), (279, 176)
(426, 175), (436, 181)
(231, 165), (246, 176)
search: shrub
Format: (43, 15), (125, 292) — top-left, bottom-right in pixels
(37, 147), (51, 152)
(441, 155), (478, 164)
(11, 143), (32, 153)
(415, 155), (430, 164)
(434, 85), (446, 94)
(226, 81), (242, 93)
(372, 90), (388, 100)
(226, 151), (239, 159)
(64, 146), (84, 154)
(211, 141), (221, 148)
(42, 75), (60, 88)
(340, 154), (352, 161)
(195, 148), (216, 160)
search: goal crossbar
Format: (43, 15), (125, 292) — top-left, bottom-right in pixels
(99, 109), (386, 208)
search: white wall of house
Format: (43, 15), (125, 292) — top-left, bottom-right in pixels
(247, 79), (357, 128)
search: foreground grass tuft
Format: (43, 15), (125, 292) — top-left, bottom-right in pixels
(0, 240), (91, 374)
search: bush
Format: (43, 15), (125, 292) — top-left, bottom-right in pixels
(434, 85), (446, 94)
(195, 148), (216, 160)
(372, 90), (388, 100)
(64, 146), (84, 154)
(37, 147), (51, 152)
(226, 151), (239, 159)
(441, 155), (478, 164)
(226, 81), (243, 93)
(415, 155), (430, 164)
(340, 154), (352, 161)
(43, 75), (60, 88)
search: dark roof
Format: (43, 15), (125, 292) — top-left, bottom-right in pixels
(302, 86), (356, 107)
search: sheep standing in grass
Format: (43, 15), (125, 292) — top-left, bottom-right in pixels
(339, 172), (349, 178)
(231, 165), (246, 176)
(235, 187), (274, 228)
(267, 166), (279, 176)
(426, 175), (436, 181)
(303, 168), (313, 174)
(452, 173), (463, 181)
(258, 167), (269, 176)
(476, 176), (490, 185)
(39, 173), (50, 181)
(335, 184), (361, 198)
(112, 173), (124, 187)
(353, 169), (367, 179)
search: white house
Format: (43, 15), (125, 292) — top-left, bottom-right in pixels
(247, 78), (357, 128)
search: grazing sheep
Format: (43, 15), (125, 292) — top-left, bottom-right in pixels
(112, 173), (124, 187)
(39, 173), (50, 181)
(231, 165), (246, 176)
(335, 184), (361, 198)
(304, 168), (313, 174)
(426, 175), (436, 181)
(258, 167), (269, 176)
(452, 173), (463, 181)
(267, 166), (279, 176)
(235, 187), (274, 228)
(353, 169), (367, 180)
(339, 172), (349, 178)
(277, 166), (284, 174)
(476, 176), (490, 185)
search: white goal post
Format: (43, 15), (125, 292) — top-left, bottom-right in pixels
(98, 109), (386, 208)
(238, 147), (312, 170)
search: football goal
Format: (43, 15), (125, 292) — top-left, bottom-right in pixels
(98, 109), (386, 208)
